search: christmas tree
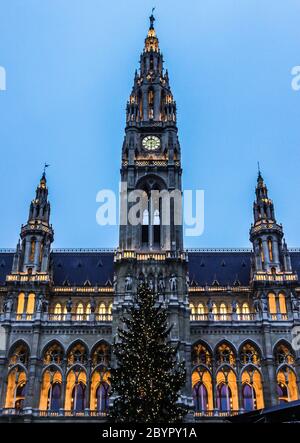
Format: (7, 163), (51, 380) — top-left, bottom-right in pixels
(110, 283), (187, 423)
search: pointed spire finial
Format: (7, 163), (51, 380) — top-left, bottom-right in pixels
(257, 161), (263, 182)
(41, 163), (50, 183)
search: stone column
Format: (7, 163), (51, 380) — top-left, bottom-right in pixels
(261, 324), (278, 407)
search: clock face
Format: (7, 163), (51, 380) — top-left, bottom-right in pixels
(142, 135), (161, 151)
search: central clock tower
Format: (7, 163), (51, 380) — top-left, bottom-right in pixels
(113, 14), (192, 406)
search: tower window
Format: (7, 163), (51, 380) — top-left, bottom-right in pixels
(142, 209), (149, 245)
(153, 209), (160, 246)
(29, 239), (35, 262)
(268, 239), (273, 261)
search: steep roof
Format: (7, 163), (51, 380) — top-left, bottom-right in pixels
(0, 249), (299, 288)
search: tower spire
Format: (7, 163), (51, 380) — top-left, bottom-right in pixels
(11, 172), (54, 274)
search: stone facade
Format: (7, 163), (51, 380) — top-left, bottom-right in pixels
(0, 14), (299, 422)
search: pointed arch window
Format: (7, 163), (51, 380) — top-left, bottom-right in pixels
(14, 380), (27, 411)
(217, 383), (232, 412)
(148, 88), (154, 119)
(212, 303), (218, 320)
(258, 239), (264, 264)
(98, 303), (106, 321)
(26, 293), (35, 319)
(268, 292), (277, 319)
(96, 382), (110, 413)
(193, 382), (208, 412)
(197, 303), (205, 319)
(153, 208), (161, 245)
(54, 303), (62, 315)
(76, 303), (84, 321)
(86, 303), (91, 320)
(71, 382), (86, 413)
(142, 209), (149, 245)
(241, 302), (250, 320)
(17, 293), (25, 319)
(192, 343), (212, 367)
(279, 292), (287, 319)
(277, 381), (289, 404)
(242, 383), (257, 411)
(29, 238), (36, 262)
(48, 382), (61, 412)
(220, 303), (227, 321)
(190, 303), (195, 318)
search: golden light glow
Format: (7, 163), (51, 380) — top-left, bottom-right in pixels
(277, 369), (298, 402)
(5, 369), (27, 408)
(268, 292), (277, 314)
(17, 292), (25, 315)
(26, 293), (35, 315)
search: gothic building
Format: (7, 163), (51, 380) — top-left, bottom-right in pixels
(0, 15), (299, 422)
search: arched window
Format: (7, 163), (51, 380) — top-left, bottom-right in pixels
(268, 238), (273, 261)
(220, 303), (227, 321)
(197, 303), (205, 315)
(26, 293), (35, 319)
(142, 209), (149, 245)
(29, 238), (36, 262)
(54, 303), (62, 315)
(278, 293), (287, 319)
(67, 343), (87, 366)
(241, 302), (250, 320)
(5, 368), (27, 410)
(76, 303), (84, 321)
(153, 209), (160, 225)
(192, 367), (213, 412)
(148, 88), (154, 119)
(43, 343), (64, 365)
(216, 343), (236, 366)
(108, 303), (112, 320)
(274, 343), (295, 366)
(71, 382), (86, 412)
(48, 382), (61, 412)
(268, 292), (277, 319)
(86, 303), (91, 320)
(92, 343), (110, 367)
(9, 343), (29, 366)
(241, 368), (264, 410)
(39, 368), (62, 412)
(217, 383), (232, 412)
(98, 303), (106, 320)
(240, 343), (261, 366)
(276, 367), (298, 403)
(277, 381), (289, 404)
(96, 382), (110, 413)
(192, 343), (212, 367)
(242, 384), (257, 411)
(212, 303), (218, 317)
(153, 208), (161, 245)
(190, 303), (195, 317)
(193, 382), (208, 412)
(17, 293), (25, 318)
(258, 239), (264, 264)
(14, 380), (27, 411)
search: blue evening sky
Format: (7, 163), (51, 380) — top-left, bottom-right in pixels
(0, 0), (299, 249)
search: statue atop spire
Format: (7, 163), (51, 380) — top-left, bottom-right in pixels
(149, 7), (155, 29)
